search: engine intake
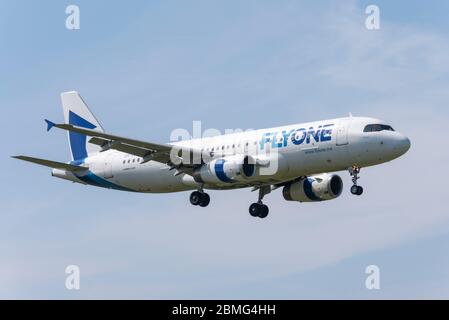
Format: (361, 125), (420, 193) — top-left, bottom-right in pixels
(283, 174), (343, 202)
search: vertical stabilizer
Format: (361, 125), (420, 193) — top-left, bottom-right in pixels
(61, 91), (105, 161)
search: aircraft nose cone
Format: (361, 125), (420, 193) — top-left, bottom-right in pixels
(394, 136), (411, 156)
(404, 137), (411, 152)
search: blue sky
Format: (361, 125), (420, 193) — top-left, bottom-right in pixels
(1, 0), (449, 299)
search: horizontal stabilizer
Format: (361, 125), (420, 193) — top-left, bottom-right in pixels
(45, 119), (56, 132)
(12, 156), (87, 172)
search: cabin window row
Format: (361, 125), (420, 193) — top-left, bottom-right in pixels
(123, 158), (141, 164)
(201, 140), (259, 153)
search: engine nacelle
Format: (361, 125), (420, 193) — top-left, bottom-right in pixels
(194, 155), (256, 184)
(283, 174), (343, 202)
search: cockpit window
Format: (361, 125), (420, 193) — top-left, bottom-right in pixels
(364, 124), (395, 132)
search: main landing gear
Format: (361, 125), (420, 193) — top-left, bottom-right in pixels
(349, 165), (364, 196)
(249, 186), (271, 219)
(190, 190), (210, 207)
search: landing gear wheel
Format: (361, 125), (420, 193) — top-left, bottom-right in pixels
(190, 191), (211, 207)
(249, 203), (269, 218)
(190, 191), (202, 206)
(249, 203), (260, 217)
(248, 186), (272, 219)
(199, 193), (210, 207)
(259, 204), (269, 219)
(350, 185), (363, 196)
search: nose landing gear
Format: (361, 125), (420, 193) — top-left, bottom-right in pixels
(350, 185), (364, 196)
(349, 166), (364, 196)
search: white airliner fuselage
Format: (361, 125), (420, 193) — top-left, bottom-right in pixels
(15, 92), (411, 219)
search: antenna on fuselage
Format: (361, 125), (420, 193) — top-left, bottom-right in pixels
(348, 112), (353, 117)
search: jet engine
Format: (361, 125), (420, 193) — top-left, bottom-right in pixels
(193, 155), (256, 184)
(282, 174), (343, 202)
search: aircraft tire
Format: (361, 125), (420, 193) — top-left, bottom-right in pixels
(199, 193), (210, 207)
(190, 191), (202, 206)
(259, 205), (269, 219)
(249, 203), (261, 217)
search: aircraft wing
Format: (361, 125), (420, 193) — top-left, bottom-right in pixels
(45, 120), (202, 169)
(12, 156), (87, 172)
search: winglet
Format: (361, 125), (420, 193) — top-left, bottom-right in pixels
(45, 119), (56, 132)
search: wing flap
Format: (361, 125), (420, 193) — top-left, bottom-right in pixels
(89, 137), (151, 157)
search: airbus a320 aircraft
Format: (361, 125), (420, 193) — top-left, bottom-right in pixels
(14, 92), (411, 219)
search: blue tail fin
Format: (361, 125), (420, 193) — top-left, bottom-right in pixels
(61, 91), (105, 161)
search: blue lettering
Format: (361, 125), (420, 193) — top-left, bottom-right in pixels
(320, 124), (334, 141)
(291, 128), (306, 145)
(260, 132), (272, 150)
(271, 132), (283, 148)
(282, 129), (294, 147)
(306, 127), (321, 144)
(261, 124), (333, 149)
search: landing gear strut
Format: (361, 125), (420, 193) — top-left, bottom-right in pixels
(190, 190), (210, 207)
(349, 166), (364, 196)
(249, 186), (271, 219)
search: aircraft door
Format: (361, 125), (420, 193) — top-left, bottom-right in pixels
(336, 118), (351, 146)
(103, 160), (114, 179)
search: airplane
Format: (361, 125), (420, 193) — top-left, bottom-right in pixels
(13, 91), (411, 219)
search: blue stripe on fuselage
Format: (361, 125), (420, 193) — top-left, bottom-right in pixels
(71, 157), (134, 192)
(76, 170), (136, 192)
